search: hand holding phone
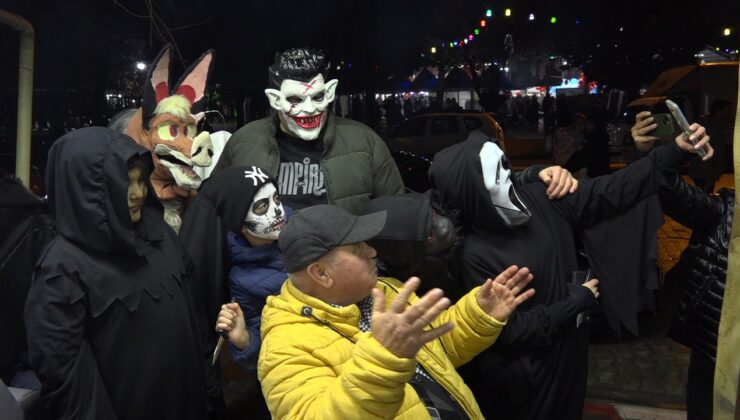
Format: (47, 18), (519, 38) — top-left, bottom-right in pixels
(665, 100), (707, 158)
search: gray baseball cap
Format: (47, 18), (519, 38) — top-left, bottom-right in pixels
(279, 204), (387, 273)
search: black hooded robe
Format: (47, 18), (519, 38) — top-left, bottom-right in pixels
(24, 128), (209, 420)
(431, 136), (684, 420)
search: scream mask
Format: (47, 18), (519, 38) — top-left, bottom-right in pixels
(479, 141), (531, 227)
(265, 74), (338, 141)
(244, 182), (285, 240)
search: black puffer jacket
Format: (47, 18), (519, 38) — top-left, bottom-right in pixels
(663, 178), (733, 362)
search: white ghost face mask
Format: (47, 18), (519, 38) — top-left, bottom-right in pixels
(479, 141), (531, 227)
(265, 74), (339, 141)
(244, 183), (285, 240)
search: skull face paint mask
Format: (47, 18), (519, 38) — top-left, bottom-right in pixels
(244, 183), (285, 240)
(265, 74), (339, 141)
(479, 141), (531, 227)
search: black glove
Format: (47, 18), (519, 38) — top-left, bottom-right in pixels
(543, 283), (598, 330)
(564, 283), (598, 316)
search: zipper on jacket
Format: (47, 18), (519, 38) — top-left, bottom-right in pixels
(301, 305), (356, 344)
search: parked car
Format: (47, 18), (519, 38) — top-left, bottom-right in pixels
(390, 149), (432, 193)
(389, 112), (504, 157)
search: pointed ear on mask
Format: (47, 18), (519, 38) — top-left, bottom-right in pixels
(264, 89), (284, 111)
(173, 49), (215, 115)
(324, 79), (339, 104)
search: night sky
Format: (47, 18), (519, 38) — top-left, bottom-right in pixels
(0, 0), (738, 121)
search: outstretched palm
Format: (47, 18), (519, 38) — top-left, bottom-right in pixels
(476, 265), (535, 321)
(371, 277), (454, 359)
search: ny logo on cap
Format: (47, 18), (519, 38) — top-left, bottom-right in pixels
(244, 167), (269, 186)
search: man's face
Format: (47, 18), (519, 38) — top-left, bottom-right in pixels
(244, 183), (285, 240)
(423, 210), (456, 256)
(265, 74), (339, 141)
(322, 242), (378, 305)
(127, 166), (147, 223)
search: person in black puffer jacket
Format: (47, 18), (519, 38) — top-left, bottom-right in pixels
(632, 112), (731, 420)
(662, 178), (732, 420)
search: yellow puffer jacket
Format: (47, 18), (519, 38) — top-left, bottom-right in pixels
(258, 277), (506, 419)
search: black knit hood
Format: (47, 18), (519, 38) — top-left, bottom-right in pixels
(45, 127), (163, 256)
(430, 130), (530, 230)
(194, 165), (278, 237)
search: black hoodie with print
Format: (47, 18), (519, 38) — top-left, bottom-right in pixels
(430, 133), (682, 420)
(24, 128), (209, 420)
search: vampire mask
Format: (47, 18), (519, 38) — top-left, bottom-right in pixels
(265, 74), (338, 141)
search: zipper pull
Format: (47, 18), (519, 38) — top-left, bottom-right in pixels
(301, 306), (313, 317)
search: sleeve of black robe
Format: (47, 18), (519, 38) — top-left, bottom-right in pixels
(548, 142), (686, 226)
(178, 201), (229, 415)
(25, 275), (118, 420)
(545, 143), (687, 336)
(513, 164), (547, 186)
(463, 258), (597, 349)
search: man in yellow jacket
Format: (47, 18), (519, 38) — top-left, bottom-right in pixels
(258, 204), (536, 419)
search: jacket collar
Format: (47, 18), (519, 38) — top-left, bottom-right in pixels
(283, 279), (360, 323)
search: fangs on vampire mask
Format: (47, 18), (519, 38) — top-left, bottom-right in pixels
(265, 74), (339, 141)
(245, 183), (285, 240)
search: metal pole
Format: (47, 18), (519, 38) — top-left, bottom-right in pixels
(0, 9), (35, 187)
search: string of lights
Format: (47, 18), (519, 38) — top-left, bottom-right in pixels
(427, 7), (736, 57)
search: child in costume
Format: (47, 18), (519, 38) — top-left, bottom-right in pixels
(180, 166), (289, 374)
(25, 127), (209, 420)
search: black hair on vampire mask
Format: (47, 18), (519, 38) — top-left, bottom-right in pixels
(268, 48), (329, 88)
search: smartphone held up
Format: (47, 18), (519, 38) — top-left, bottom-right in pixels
(665, 99), (708, 158)
(650, 113), (675, 138)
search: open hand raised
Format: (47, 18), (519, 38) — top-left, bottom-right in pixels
(371, 277), (454, 359)
(476, 265), (535, 321)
